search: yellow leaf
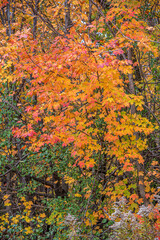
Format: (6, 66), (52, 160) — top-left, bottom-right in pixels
(145, 185), (150, 193)
(25, 226), (33, 234)
(85, 219), (91, 226)
(4, 199), (11, 207)
(139, 181), (143, 185)
(75, 193), (81, 197)
(139, 171), (144, 176)
(152, 161), (158, 166)
(85, 190), (91, 199)
(21, 197), (26, 202)
(3, 194), (10, 200)
(25, 216), (31, 223)
(40, 213), (46, 218)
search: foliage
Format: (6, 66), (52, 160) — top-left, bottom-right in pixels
(0, 0), (159, 239)
(109, 197), (160, 240)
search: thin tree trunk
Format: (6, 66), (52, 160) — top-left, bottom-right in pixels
(65, 0), (72, 34)
(128, 48), (148, 206)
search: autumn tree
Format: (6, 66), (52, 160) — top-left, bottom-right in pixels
(0, 0), (159, 239)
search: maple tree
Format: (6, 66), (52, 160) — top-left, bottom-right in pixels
(0, 0), (159, 239)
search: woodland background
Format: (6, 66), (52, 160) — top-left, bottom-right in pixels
(0, 0), (159, 239)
